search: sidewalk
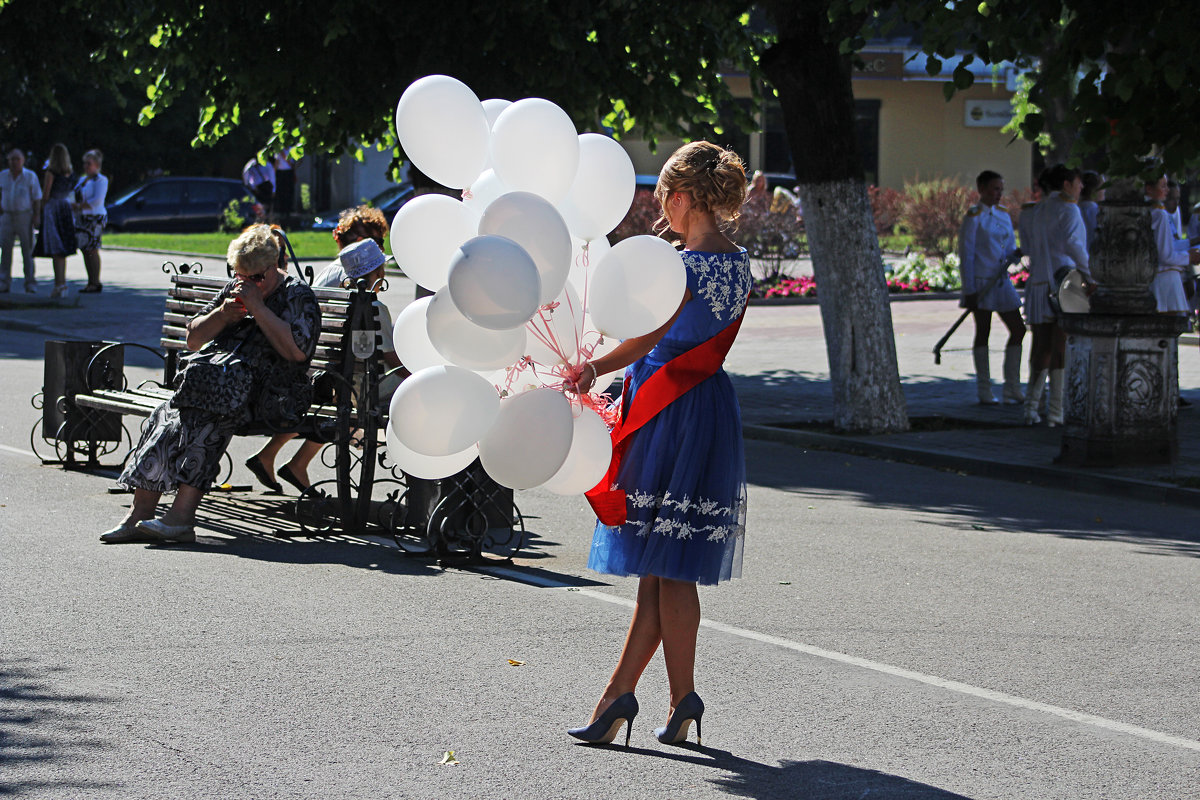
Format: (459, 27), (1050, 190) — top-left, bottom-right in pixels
(5, 247), (1200, 507)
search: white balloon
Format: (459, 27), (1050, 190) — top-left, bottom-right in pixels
(462, 169), (512, 215)
(395, 75), (489, 189)
(525, 282), (584, 367)
(541, 409), (613, 495)
(478, 389), (574, 489)
(479, 191), (572, 304)
(386, 422), (479, 480)
(558, 134), (637, 241)
(427, 286), (527, 371)
(588, 235), (687, 339)
(567, 234), (611, 296)
(490, 98), (580, 203)
(391, 195), (480, 291)
(392, 297), (450, 373)
(481, 98), (512, 128)
(447, 235), (541, 330)
(388, 365), (499, 456)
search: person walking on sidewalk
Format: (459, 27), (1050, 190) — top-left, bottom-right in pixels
(0, 146), (42, 293)
(564, 141), (751, 748)
(958, 170), (1025, 405)
(1025, 164), (1094, 427)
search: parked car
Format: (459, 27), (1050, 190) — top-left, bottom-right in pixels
(105, 177), (260, 232)
(310, 182), (416, 230)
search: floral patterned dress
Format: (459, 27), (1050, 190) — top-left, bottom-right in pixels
(118, 276), (319, 493)
(588, 249), (753, 585)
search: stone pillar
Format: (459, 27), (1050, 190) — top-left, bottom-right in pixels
(1058, 177), (1187, 466)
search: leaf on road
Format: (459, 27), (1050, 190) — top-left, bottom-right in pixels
(566, 588), (581, 592)
(971, 524), (986, 530)
(507, 659), (525, 666)
(440, 751), (459, 765)
(779, 581), (791, 585)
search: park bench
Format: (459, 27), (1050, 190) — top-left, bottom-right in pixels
(63, 261), (386, 535)
(39, 260), (526, 561)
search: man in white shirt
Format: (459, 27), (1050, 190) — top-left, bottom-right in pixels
(0, 147), (43, 292)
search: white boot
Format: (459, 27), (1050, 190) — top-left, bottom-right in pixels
(973, 346), (997, 404)
(1047, 368), (1065, 427)
(1024, 369), (1047, 425)
(1002, 345), (1025, 404)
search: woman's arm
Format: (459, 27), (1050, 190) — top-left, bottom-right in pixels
(39, 173), (51, 224)
(186, 299), (246, 350)
(570, 289), (691, 394)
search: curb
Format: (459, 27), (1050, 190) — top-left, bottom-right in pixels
(749, 291), (961, 306)
(743, 423), (1200, 510)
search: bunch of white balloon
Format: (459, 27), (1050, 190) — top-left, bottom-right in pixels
(385, 75), (686, 495)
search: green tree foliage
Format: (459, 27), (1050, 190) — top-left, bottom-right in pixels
(887, 0), (1198, 178)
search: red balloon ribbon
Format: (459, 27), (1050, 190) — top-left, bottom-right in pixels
(585, 300), (748, 526)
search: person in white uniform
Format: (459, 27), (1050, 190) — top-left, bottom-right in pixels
(1026, 165), (1095, 427)
(0, 147), (43, 293)
(1078, 171), (1103, 250)
(958, 170), (1025, 404)
(1146, 175), (1200, 314)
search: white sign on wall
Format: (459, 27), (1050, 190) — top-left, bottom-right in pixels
(964, 100), (1014, 128)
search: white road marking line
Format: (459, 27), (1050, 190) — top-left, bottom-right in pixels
(0, 444), (37, 458)
(480, 565), (1200, 754)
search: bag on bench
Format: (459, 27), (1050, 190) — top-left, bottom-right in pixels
(172, 329), (254, 417)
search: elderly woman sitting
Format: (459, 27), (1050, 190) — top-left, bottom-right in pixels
(100, 224), (320, 544)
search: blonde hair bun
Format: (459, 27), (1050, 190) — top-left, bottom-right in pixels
(654, 141), (747, 224)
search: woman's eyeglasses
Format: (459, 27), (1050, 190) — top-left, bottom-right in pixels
(236, 271), (267, 284)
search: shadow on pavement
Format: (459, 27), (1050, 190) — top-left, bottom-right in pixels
(746, 440), (1200, 560)
(598, 744), (974, 799)
(0, 659), (120, 798)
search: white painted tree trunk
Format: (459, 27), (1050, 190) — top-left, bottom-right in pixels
(798, 178), (909, 432)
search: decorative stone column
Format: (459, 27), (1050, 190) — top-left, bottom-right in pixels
(1058, 177), (1187, 466)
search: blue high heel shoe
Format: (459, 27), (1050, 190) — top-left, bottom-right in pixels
(567, 692), (639, 746)
(654, 691), (704, 745)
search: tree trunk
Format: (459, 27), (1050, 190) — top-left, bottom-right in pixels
(761, 1), (909, 433)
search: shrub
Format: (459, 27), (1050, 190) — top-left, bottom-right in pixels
(219, 198), (247, 233)
(752, 274), (816, 299)
(899, 178), (977, 256)
(738, 191), (806, 283)
(869, 185), (905, 236)
(887, 251), (962, 292)
(609, 189), (661, 244)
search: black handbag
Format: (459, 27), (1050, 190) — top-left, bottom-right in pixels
(254, 367), (313, 429)
(171, 330), (254, 416)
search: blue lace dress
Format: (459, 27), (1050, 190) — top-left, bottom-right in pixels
(588, 249), (752, 585)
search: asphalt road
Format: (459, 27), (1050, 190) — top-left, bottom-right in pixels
(3, 321), (1200, 799)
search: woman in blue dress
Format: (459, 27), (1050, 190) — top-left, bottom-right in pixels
(566, 141), (752, 747)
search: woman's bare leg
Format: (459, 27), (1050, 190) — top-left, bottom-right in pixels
(119, 488), (162, 526)
(161, 484), (204, 526)
(283, 439), (325, 487)
(658, 577), (700, 709)
(591, 576), (663, 721)
(253, 432), (297, 473)
(999, 309), (1026, 348)
(971, 309), (993, 349)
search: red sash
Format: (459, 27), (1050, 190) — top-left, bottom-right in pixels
(585, 306), (747, 525)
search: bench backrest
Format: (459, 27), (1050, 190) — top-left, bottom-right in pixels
(162, 274), (371, 381)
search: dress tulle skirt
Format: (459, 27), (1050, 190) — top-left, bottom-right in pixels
(588, 359), (746, 586)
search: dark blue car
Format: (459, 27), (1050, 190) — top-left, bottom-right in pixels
(106, 177), (260, 232)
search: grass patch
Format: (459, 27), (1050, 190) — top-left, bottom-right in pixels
(104, 231), (377, 261)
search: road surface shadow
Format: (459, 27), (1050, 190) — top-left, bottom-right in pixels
(0, 659), (120, 798)
(606, 744), (974, 799)
(746, 439), (1200, 559)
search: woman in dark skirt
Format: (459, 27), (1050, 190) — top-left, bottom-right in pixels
(100, 224), (320, 544)
(38, 143), (77, 298)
